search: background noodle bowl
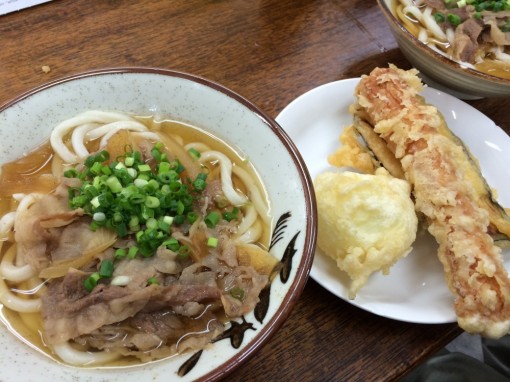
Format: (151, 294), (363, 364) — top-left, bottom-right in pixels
(393, 0), (510, 79)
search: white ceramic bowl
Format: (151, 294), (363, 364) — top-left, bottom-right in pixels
(378, 0), (510, 99)
(0, 68), (317, 382)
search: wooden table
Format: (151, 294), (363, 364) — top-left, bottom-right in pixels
(0, 1), (508, 380)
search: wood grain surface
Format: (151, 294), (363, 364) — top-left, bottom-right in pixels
(1, 0), (508, 381)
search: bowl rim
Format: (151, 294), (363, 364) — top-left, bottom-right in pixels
(377, 0), (510, 85)
(0, 66), (317, 382)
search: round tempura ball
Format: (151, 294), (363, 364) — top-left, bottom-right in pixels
(314, 168), (418, 299)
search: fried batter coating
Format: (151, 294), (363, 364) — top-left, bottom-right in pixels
(353, 65), (510, 338)
(314, 169), (417, 298)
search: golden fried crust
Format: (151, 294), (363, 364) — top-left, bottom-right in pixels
(354, 65), (510, 338)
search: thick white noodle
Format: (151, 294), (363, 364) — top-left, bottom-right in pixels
(236, 204), (258, 239)
(493, 46), (510, 63)
(198, 151), (248, 206)
(184, 142), (211, 152)
(0, 211), (15, 235)
(71, 123), (98, 158)
(446, 28), (455, 46)
(16, 193), (40, 216)
(88, 120), (148, 148)
(403, 5), (423, 23)
(12, 193), (25, 201)
(134, 131), (160, 141)
(51, 153), (65, 177)
(0, 205), (35, 283)
(418, 27), (429, 43)
(422, 6), (447, 41)
(50, 110), (138, 164)
(237, 219), (262, 244)
(0, 275), (41, 312)
(53, 342), (120, 366)
(1, 244), (35, 283)
(232, 166), (270, 225)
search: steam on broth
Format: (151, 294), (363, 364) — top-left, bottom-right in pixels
(393, 0), (510, 79)
(0, 111), (277, 367)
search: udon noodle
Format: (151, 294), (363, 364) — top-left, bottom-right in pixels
(0, 111), (277, 367)
(394, 0), (510, 79)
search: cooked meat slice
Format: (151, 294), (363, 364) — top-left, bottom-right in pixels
(453, 19), (483, 62)
(41, 269), (222, 344)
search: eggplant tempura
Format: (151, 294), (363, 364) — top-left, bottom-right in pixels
(348, 65), (510, 338)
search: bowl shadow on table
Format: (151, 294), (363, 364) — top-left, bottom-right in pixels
(339, 48), (412, 80)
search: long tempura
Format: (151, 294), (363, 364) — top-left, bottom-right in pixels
(352, 65), (510, 338)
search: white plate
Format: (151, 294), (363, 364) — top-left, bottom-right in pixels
(276, 78), (510, 324)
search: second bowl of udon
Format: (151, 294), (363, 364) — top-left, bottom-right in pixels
(378, 0), (510, 98)
(0, 68), (316, 382)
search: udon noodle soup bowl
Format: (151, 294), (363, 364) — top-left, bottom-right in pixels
(378, 0), (510, 99)
(0, 68), (316, 382)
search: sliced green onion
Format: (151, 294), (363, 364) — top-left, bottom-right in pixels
(126, 167), (137, 178)
(134, 178), (148, 188)
(115, 162), (126, 170)
(207, 236), (219, 248)
(115, 222), (128, 237)
(223, 207), (239, 222)
(163, 238), (180, 251)
(128, 246), (139, 259)
(187, 212), (198, 224)
(99, 259), (114, 278)
(90, 196), (100, 208)
(146, 217), (158, 229)
(230, 287), (245, 300)
(96, 150), (110, 163)
(193, 173), (207, 191)
(90, 161), (103, 175)
(83, 272), (101, 292)
(147, 277), (160, 285)
(64, 168), (79, 178)
(188, 147), (201, 160)
(138, 164), (151, 173)
(114, 248), (127, 259)
(145, 196), (160, 208)
(447, 13), (461, 26)
(178, 245), (190, 259)
(66, 144), (208, 259)
(204, 211), (221, 228)
(433, 12), (445, 23)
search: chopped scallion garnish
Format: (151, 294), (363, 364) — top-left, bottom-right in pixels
(230, 287), (245, 300)
(83, 272), (101, 292)
(207, 236), (219, 247)
(204, 211), (221, 228)
(99, 259), (114, 278)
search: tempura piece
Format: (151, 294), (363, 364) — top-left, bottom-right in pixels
(353, 65), (510, 338)
(328, 125), (377, 174)
(314, 168), (417, 298)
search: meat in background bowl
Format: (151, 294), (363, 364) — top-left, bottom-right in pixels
(0, 68), (316, 382)
(377, 0), (510, 99)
